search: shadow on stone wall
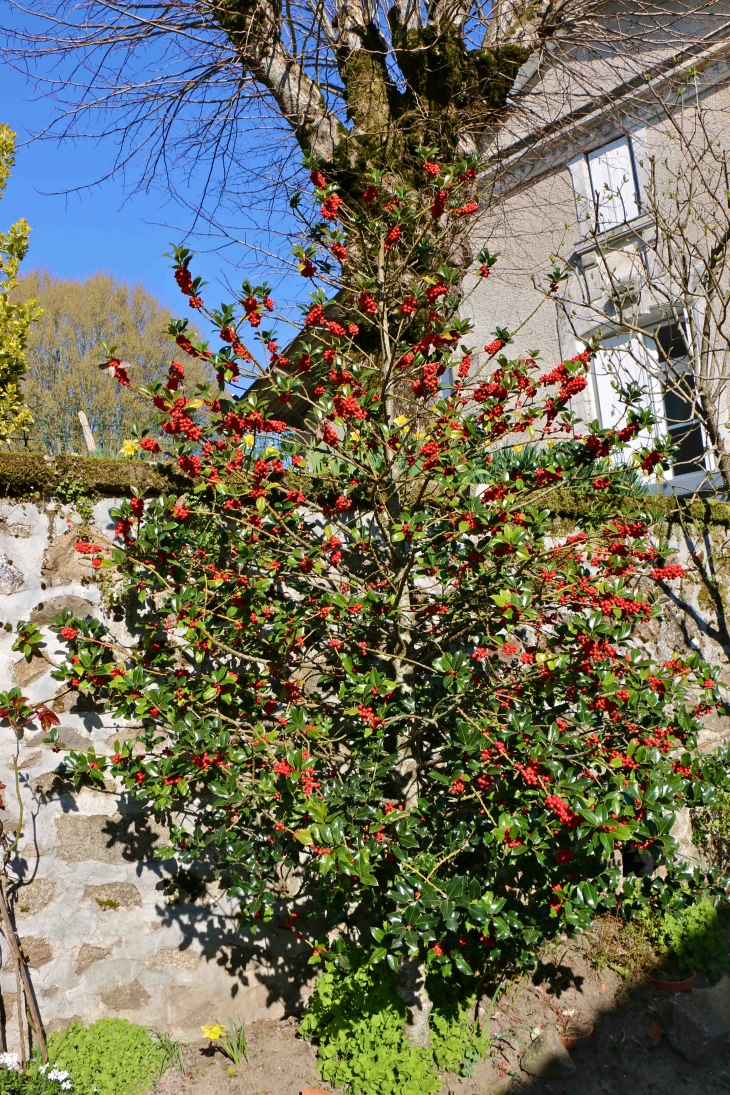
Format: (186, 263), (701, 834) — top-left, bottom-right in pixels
(92, 806), (317, 1017)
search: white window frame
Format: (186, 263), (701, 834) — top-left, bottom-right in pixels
(588, 318), (710, 483)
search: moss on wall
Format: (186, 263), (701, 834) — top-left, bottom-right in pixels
(544, 488), (730, 527)
(0, 454), (186, 499)
(2, 454), (730, 528)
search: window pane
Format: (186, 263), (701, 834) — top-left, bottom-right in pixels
(651, 323), (706, 476)
(656, 322), (688, 361)
(669, 422), (705, 473)
(587, 138), (640, 229)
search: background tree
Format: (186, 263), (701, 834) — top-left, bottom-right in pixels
(13, 270), (211, 454)
(0, 125), (40, 443)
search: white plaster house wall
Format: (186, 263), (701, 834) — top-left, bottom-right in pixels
(463, 22), (730, 495)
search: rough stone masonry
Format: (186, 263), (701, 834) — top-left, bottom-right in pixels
(0, 497), (313, 1048)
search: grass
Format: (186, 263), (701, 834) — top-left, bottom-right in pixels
(150, 1029), (185, 1077)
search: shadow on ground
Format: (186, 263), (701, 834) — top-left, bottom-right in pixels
(149, 925), (730, 1095)
(93, 812), (730, 1095)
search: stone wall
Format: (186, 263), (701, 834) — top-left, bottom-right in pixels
(1, 479), (730, 1048)
(0, 495), (311, 1049)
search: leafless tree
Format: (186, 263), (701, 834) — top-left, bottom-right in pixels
(1, 0), (727, 219)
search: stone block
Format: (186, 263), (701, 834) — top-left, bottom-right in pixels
(17, 751), (41, 770)
(28, 727), (94, 751)
(56, 814), (163, 863)
(11, 656), (48, 687)
(104, 728), (145, 754)
(76, 944), (114, 975)
(145, 947), (200, 971)
(14, 937), (53, 969)
(100, 979), (151, 1012)
(17, 843), (43, 860)
(658, 994), (729, 1064)
(15, 879), (56, 916)
(42, 532), (93, 586)
(0, 521), (31, 538)
(46, 1017), (83, 1035)
(31, 596), (95, 626)
(520, 1031), (576, 1079)
(33, 772), (76, 800)
(694, 974), (730, 1027)
(0, 551), (24, 595)
(83, 882), (142, 910)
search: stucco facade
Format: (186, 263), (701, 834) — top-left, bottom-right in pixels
(465, 19), (730, 494)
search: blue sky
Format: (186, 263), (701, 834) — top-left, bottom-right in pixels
(0, 60), (304, 330)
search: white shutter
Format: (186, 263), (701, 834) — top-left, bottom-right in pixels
(592, 333), (660, 458)
(587, 138), (639, 229)
(568, 154), (592, 234)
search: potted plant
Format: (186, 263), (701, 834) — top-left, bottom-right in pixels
(558, 1021), (594, 1049)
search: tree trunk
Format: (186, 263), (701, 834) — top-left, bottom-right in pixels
(395, 954), (433, 1048)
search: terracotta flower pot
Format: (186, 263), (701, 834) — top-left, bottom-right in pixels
(646, 969), (697, 992)
(558, 1024), (594, 1050)
(301, 1089), (331, 1095)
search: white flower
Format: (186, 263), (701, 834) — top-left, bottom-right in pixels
(0, 1052), (21, 1071)
(48, 1068), (70, 1082)
(61, 1082), (72, 1090)
(40, 1064), (49, 1074)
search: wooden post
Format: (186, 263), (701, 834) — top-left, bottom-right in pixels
(78, 411), (96, 454)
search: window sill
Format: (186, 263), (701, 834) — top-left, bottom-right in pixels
(570, 213), (655, 265)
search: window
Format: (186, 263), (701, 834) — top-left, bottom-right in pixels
(591, 333), (660, 458)
(586, 137), (640, 230)
(649, 323), (706, 477)
(591, 322), (708, 480)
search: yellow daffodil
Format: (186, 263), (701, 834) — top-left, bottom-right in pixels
(201, 1024), (226, 1040)
(243, 434), (255, 447)
(394, 415), (408, 426)
(265, 445), (279, 457)
(514, 444), (523, 452)
(350, 430), (360, 441)
(119, 439), (139, 457)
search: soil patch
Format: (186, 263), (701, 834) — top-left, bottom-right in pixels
(153, 934), (730, 1095)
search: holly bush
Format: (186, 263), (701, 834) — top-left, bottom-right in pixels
(35, 154), (730, 990)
